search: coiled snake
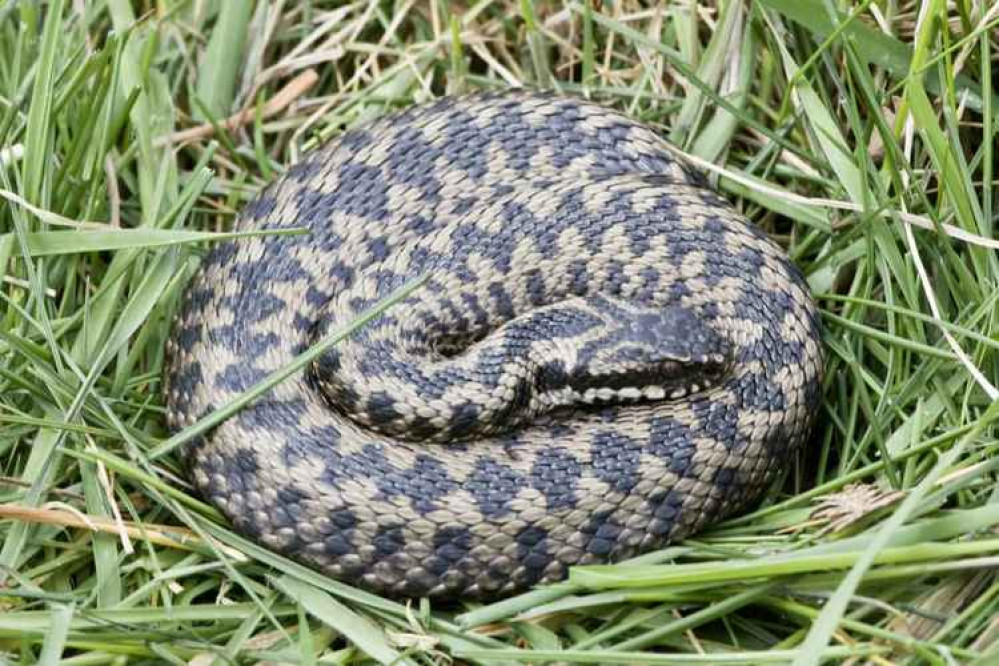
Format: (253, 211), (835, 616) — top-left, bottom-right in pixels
(164, 92), (824, 599)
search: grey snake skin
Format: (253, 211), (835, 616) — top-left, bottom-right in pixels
(164, 91), (824, 599)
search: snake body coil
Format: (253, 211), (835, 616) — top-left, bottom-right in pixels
(164, 92), (824, 598)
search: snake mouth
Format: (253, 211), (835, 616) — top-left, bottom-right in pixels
(564, 358), (731, 405)
(578, 384), (696, 404)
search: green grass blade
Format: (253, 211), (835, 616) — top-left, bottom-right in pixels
(272, 576), (413, 666)
(193, 1), (253, 120)
(36, 604), (72, 666)
(21, 0), (65, 206)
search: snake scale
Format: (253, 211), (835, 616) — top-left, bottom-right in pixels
(164, 91), (824, 599)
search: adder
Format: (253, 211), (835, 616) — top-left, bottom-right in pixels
(164, 91), (824, 599)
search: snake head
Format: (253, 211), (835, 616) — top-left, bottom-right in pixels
(535, 298), (733, 406)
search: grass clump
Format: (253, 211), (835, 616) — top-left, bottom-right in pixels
(1, 1), (998, 664)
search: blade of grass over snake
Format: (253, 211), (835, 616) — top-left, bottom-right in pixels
(149, 275), (426, 460)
